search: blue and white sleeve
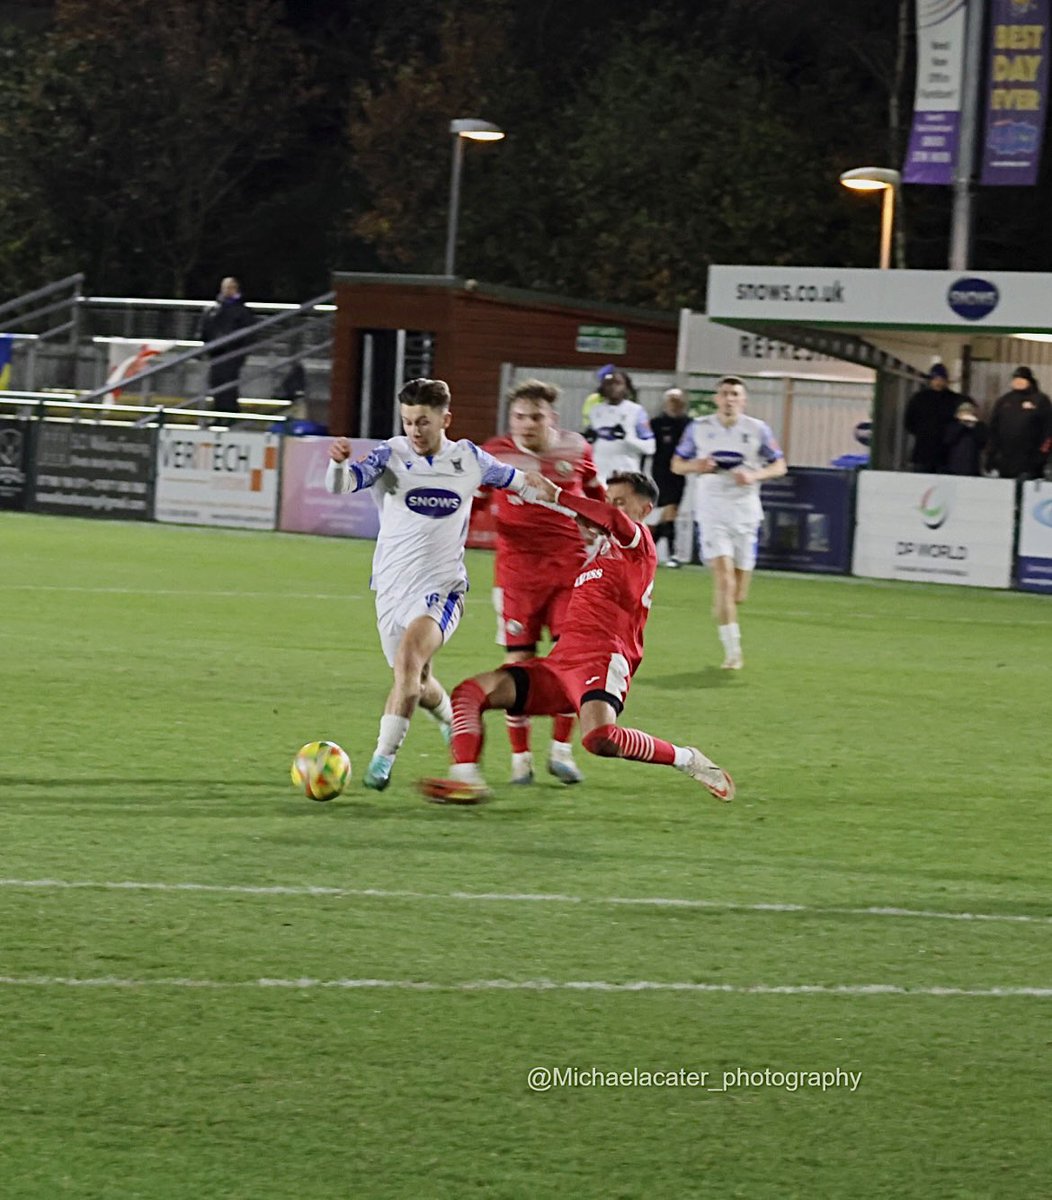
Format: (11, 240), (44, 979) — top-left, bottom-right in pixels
(324, 442), (393, 494)
(625, 407), (656, 456)
(674, 423), (698, 460)
(469, 443), (526, 492)
(758, 423), (785, 464)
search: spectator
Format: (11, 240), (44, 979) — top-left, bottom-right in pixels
(198, 276), (258, 418)
(903, 363), (959, 473)
(986, 366), (1052, 481)
(942, 399), (988, 477)
(649, 387), (691, 566)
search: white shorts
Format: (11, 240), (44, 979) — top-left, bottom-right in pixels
(696, 518), (760, 570)
(374, 589), (465, 667)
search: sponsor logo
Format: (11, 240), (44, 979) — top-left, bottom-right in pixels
(574, 567), (604, 587)
(854, 420), (873, 447)
(1032, 497), (1052, 528)
(506, 619), (524, 636)
(0, 428), (22, 467)
(918, 484), (952, 530)
(987, 119), (1040, 158)
(896, 542), (968, 560)
(711, 449), (745, 470)
(947, 277), (999, 321)
(405, 487), (462, 518)
(584, 675), (601, 686)
(555, 459), (574, 477)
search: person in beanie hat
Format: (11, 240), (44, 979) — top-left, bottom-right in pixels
(903, 362), (959, 473)
(986, 366), (1052, 480)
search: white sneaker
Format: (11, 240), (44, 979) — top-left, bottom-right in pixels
(510, 751), (534, 785)
(547, 755), (584, 785)
(676, 747), (735, 802)
(721, 652), (743, 671)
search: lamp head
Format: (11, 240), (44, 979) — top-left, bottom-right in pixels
(839, 166), (901, 192)
(450, 118), (505, 142)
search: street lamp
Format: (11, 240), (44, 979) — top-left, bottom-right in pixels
(839, 167), (901, 270)
(444, 118), (505, 277)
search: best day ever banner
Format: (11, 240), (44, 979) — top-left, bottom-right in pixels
(981, 0), (1050, 184)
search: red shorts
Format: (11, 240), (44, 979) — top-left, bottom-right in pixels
(504, 647), (634, 717)
(493, 581), (573, 651)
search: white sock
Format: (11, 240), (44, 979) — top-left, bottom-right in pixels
(718, 623), (741, 655)
(423, 689), (453, 726)
(450, 762), (485, 785)
(376, 714), (410, 757)
(673, 745), (693, 769)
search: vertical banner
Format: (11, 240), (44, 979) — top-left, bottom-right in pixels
(903, 0), (968, 184)
(1016, 479), (1052, 592)
(981, 0), (1050, 184)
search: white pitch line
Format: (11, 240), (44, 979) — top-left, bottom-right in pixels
(0, 974), (1048, 997)
(1, 877), (1049, 927)
(0, 585), (364, 601)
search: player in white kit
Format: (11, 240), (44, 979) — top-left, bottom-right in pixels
(672, 376), (786, 670)
(584, 368), (656, 483)
(325, 377), (539, 790)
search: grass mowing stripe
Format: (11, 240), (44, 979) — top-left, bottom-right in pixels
(1, 877), (1049, 925)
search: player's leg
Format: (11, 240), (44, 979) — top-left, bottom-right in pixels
(719, 525), (759, 670)
(364, 612), (445, 791)
(707, 551), (742, 669)
(418, 669), (519, 803)
(544, 586), (583, 786)
(577, 689), (734, 802)
(494, 586), (542, 784)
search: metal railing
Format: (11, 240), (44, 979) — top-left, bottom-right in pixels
(0, 277), (334, 413)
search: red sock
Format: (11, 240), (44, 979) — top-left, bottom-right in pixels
(552, 713), (575, 743)
(451, 679), (491, 765)
(505, 714), (531, 754)
(581, 724), (676, 765)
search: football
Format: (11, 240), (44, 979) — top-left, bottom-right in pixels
(291, 740), (352, 801)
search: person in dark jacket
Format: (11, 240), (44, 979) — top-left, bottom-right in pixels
(198, 276), (258, 417)
(942, 399), (988, 476)
(649, 387), (691, 566)
(903, 363), (959, 473)
(986, 366), (1052, 480)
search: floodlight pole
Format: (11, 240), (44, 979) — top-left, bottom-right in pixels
(949, 0), (986, 270)
(443, 134), (466, 278)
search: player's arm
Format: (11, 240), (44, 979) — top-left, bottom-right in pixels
(622, 406), (656, 457)
(671, 422), (715, 475)
(733, 423), (787, 486)
(325, 440), (392, 494)
(529, 478), (642, 549)
(468, 443), (531, 494)
(580, 443), (607, 502)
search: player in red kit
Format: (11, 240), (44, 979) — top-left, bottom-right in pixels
(479, 379), (606, 786)
(420, 471), (735, 805)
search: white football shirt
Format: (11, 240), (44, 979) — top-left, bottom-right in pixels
(675, 414), (783, 525)
(586, 399), (656, 483)
(325, 435), (524, 603)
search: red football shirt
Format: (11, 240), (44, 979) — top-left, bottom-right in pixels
(480, 430), (603, 589)
(551, 495), (657, 674)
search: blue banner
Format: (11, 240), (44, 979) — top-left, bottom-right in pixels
(981, 0), (1050, 185)
(757, 468), (856, 574)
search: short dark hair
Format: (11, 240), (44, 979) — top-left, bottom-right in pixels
(399, 378), (451, 408)
(507, 378), (559, 406)
(607, 471), (659, 504)
(717, 375), (746, 390)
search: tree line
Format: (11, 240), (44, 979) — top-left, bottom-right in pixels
(0, 0), (1049, 306)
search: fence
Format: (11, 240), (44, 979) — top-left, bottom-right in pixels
(501, 365), (873, 469)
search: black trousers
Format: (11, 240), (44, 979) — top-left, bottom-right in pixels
(208, 357), (244, 414)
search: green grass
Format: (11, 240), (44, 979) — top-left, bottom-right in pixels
(1, 511), (1050, 1199)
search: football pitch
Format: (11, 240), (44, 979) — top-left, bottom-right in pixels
(2, 511), (1050, 1199)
